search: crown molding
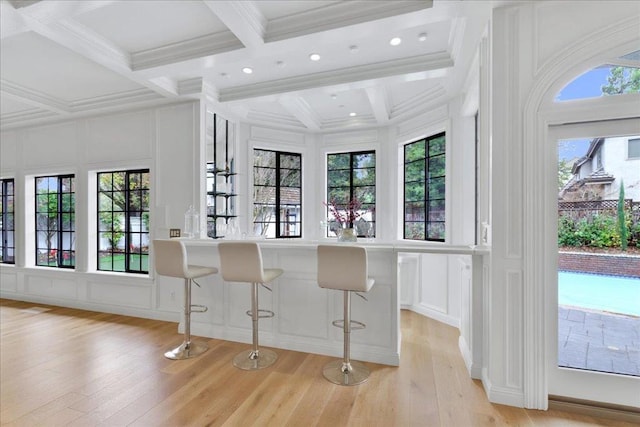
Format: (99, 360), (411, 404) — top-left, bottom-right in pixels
(265, 0), (432, 43)
(0, 82), (162, 130)
(1, 79), (69, 114)
(0, 108), (58, 128)
(220, 52), (453, 102)
(177, 78), (204, 96)
(246, 110), (306, 129)
(390, 85), (447, 121)
(69, 88), (159, 112)
(131, 31), (243, 71)
(322, 114), (377, 130)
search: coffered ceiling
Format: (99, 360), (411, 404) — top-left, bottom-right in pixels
(0, 0), (494, 131)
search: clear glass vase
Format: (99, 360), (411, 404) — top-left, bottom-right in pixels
(337, 227), (357, 242)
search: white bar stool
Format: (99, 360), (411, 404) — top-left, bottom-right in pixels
(153, 239), (218, 360)
(218, 242), (283, 370)
(317, 244), (374, 385)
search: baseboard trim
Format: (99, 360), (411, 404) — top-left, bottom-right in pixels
(549, 396), (640, 424)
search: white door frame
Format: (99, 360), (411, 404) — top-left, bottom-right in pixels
(520, 17), (639, 409)
(546, 116), (640, 407)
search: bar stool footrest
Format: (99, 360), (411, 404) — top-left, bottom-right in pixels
(331, 319), (366, 330)
(245, 309), (275, 319)
(190, 304), (208, 313)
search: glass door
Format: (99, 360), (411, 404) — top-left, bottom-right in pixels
(548, 120), (640, 408)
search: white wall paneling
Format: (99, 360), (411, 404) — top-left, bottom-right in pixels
(0, 271), (18, 293)
(185, 242), (401, 366)
(0, 101), (197, 323)
(86, 110), (154, 164)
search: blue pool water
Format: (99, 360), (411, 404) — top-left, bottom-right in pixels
(558, 271), (640, 316)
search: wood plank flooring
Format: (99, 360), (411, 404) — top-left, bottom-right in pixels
(0, 298), (634, 426)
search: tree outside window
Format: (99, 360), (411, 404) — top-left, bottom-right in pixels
(404, 133), (446, 241)
(0, 179), (15, 264)
(97, 170), (150, 273)
(253, 149), (302, 238)
(326, 151), (375, 237)
(35, 175), (75, 268)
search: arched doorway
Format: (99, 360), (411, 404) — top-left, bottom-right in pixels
(528, 33), (640, 408)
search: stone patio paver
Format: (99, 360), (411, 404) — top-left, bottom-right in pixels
(559, 306), (640, 376)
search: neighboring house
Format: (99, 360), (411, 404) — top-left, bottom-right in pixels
(560, 135), (640, 201)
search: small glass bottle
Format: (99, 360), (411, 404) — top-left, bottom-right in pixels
(184, 205), (199, 239)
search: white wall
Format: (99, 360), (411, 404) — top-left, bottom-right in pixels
(0, 101), (201, 320)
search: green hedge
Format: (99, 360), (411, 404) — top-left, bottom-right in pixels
(558, 212), (638, 249)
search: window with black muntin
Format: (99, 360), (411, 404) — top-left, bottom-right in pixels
(35, 175), (75, 268)
(326, 150), (376, 237)
(0, 178), (15, 264)
(404, 132), (446, 241)
(253, 149), (302, 238)
(97, 169), (150, 274)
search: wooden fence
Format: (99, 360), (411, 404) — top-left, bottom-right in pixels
(558, 199), (640, 223)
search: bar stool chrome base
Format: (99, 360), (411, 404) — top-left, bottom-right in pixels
(323, 360), (370, 386)
(233, 348), (277, 370)
(164, 341), (208, 360)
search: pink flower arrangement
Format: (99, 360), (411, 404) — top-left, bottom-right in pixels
(324, 197), (366, 227)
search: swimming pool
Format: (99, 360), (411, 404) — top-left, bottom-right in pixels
(558, 271), (640, 316)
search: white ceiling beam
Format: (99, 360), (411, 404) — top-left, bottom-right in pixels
(220, 52), (453, 102)
(278, 95), (322, 130)
(203, 0), (265, 49)
(131, 31), (243, 71)
(266, 0), (432, 43)
(365, 86), (390, 125)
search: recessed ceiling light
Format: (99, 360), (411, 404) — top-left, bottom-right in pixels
(349, 112), (357, 117)
(349, 45), (359, 53)
(390, 37), (402, 46)
(309, 53), (321, 61)
(242, 67), (253, 74)
(418, 32), (427, 42)
(331, 94), (337, 99)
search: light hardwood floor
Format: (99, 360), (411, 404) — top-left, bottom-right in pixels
(0, 298), (634, 426)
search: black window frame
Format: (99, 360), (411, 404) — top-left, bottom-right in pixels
(253, 149), (302, 239)
(403, 132), (446, 242)
(97, 169), (150, 274)
(35, 174), (76, 268)
(326, 150), (376, 237)
(0, 178), (15, 264)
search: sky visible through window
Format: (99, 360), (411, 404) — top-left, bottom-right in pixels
(556, 65), (636, 161)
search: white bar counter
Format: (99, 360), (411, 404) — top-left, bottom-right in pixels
(170, 238), (487, 367)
